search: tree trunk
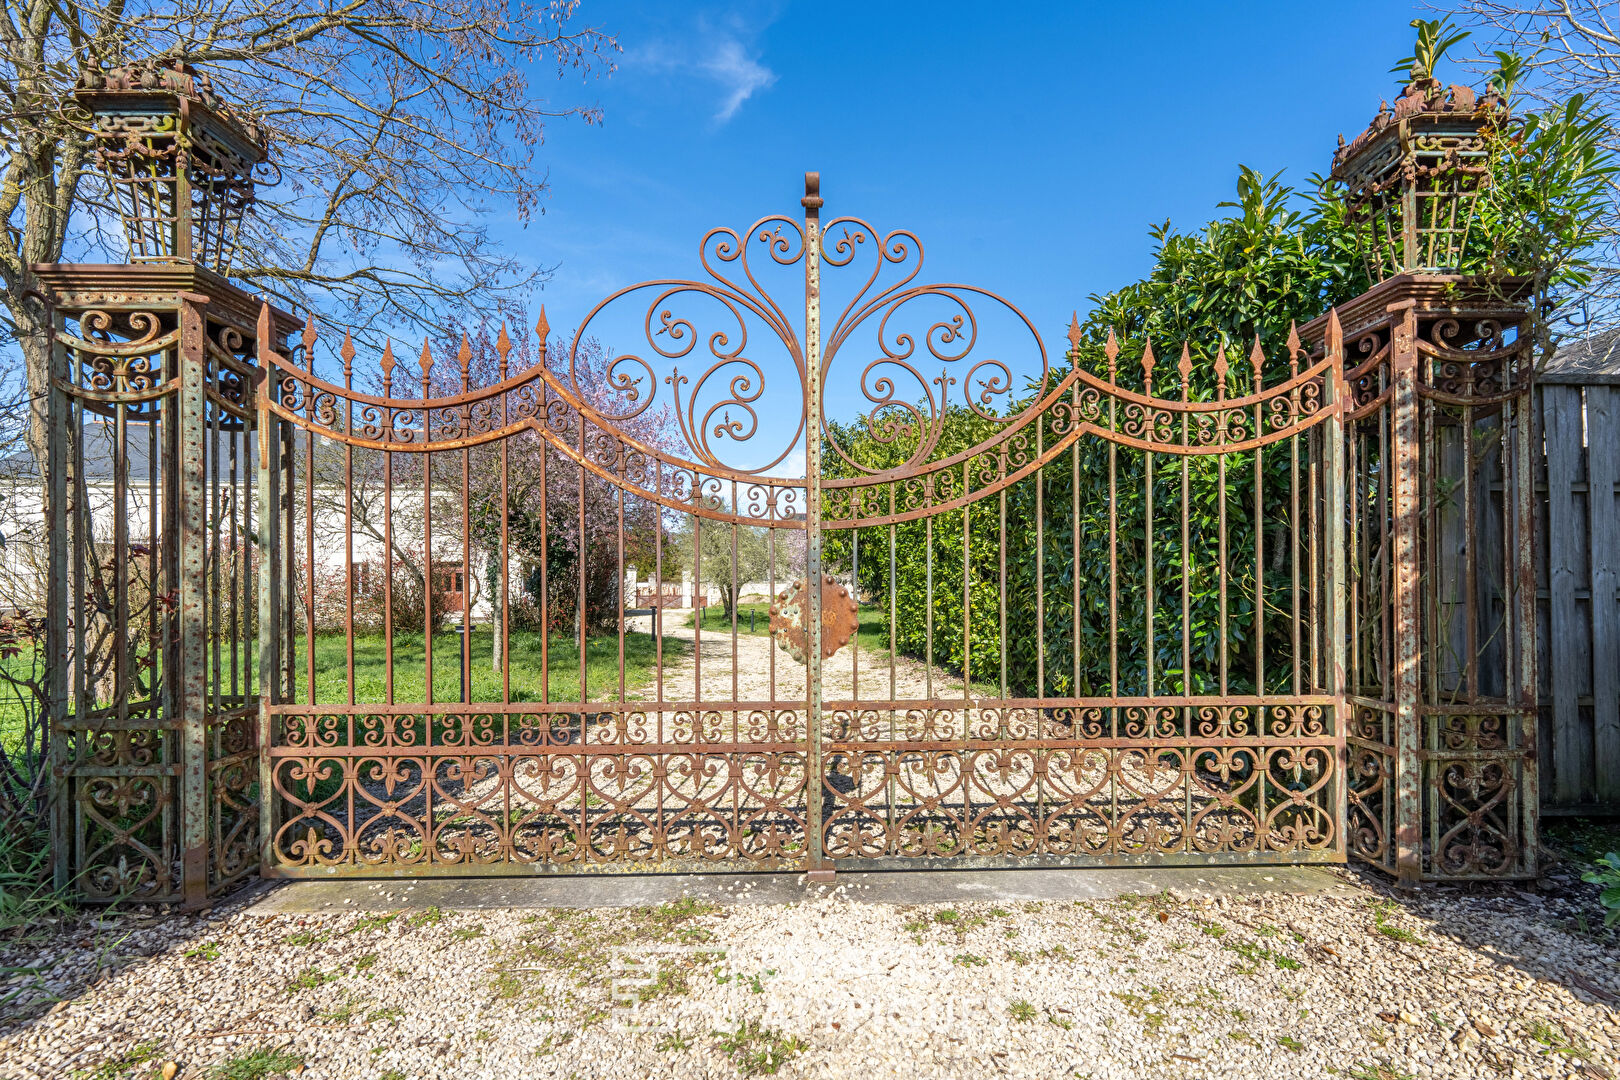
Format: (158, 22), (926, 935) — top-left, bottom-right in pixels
(489, 553), (503, 671)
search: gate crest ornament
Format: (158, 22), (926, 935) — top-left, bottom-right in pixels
(566, 177), (1053, 478)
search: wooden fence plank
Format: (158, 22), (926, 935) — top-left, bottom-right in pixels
(1587, 385), (1620, 803)
(1544, 385), (1589, 804)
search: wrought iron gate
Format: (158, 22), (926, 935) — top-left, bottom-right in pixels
(252, 176), (1350, 879)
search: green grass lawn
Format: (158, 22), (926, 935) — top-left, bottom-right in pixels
(686, 602), (896, 656)
(289, 627), (687, 705)
(0, 629), (692, 745)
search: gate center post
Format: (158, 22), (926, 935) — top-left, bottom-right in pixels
(802, 171), (833, 882)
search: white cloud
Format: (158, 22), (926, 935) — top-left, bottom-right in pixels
(627, 10), (779, 125)
(702, 37), (777, 122)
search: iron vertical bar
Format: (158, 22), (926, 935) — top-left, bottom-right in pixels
(1389, 299), (1423, 884)
(1512, 346), (1539, 875)
(255, 312), (279, 875)
(177, 294), (210, 907)
(803, 172), (829, 880)
(1036, 418), (1045, 698)
(425, 377), (435, 709)
(962, 460), (971, 701)
(46, 302), (70, 893)
(1072, 380), (1081, 698)
(1324, 311), (1350, 860)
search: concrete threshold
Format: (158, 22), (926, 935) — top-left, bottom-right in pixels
(246, 865), (1367, 915)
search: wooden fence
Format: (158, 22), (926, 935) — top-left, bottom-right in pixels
(1536, 331), (1620, 812)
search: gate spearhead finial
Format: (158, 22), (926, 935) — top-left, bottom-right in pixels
(496, 321), (512, 380)
(380, 339), (396, 393)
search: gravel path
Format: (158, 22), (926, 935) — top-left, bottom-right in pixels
(633, 611), (958, 704)
(3, 866), (1616, 1080)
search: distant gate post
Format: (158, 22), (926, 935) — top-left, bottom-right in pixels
(1308, 69), (1538, 883)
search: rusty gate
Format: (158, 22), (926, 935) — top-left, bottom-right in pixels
(42, 177), (1545, 904)
(240, 176), (1352, 880)
(44, 56), (1543, 906)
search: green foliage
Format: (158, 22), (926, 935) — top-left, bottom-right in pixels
(1390, 18), (1470, 83)
(713, 1020), (806, 1076)
(1477, 93), (1619, 300)
(823, 34), (1613, 697)
(826, 163), (1365, 697)
(1581, 852), (1620, 927)
(0, 813), (69, 935)
(206, 1047), (305, 1080)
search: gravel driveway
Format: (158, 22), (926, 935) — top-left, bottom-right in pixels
(2, 864), (1616, 1080)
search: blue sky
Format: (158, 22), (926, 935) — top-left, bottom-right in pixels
(507, 0), (1430, 470)
(530, 1), (1424, 324)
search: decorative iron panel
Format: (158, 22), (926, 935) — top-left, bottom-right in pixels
(256, 178), (1350, 878)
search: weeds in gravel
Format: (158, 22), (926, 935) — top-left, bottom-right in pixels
(406, 906), (443, 928)
(353, 953), (378, 975)
(70, 1040), (162, 1080)
(951, 953), (988, 967)
(1526, 1016), (1600, 1063)
(349, 912), (400, 934)
(1277, 1036), (1306, 1052)
(1007, 999), (1037, 1022)
(183, 942), (221, 961)
(379, 1070), (406, 1080)
(1222, 939), (1300, 971)
(286, 967), (338, 993)
(1371, 902), (1424, 945)
(282, 929), (327, 947)
(367, 1005), (404, 1024)
(1335, 1064), (1415, 1080)
(316, 997), (359, 1023)
(657, 1031), (693, 1051)
(451, 925), (484, 942)
(714, 1020), (805, 1076)
(207, 1046), (305, 1080)
(637, 962), (690, 1001)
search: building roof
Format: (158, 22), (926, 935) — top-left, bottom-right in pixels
(1543, 327), (1620, 385)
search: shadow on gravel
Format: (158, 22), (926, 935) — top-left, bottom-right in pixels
(0, 876), (280, 1030)
(1340, 859), (1620, 1016)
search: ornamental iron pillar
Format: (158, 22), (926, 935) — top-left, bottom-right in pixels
(39, 60), (294, 907)
(1307, 69), (1538, 883)
(802, 172), (833, 882)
